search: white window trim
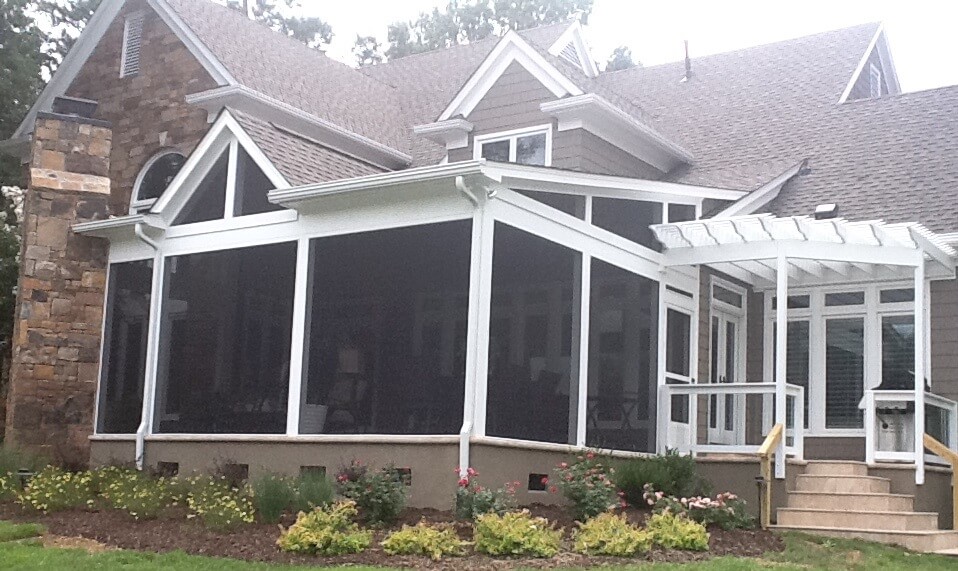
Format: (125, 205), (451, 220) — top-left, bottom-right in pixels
(763, 281), (919, 437)
(869, 63), (882, 99)
(473, 124), (553, 167)
(120, 12), (145, 78)
(131, 149), (187, 214)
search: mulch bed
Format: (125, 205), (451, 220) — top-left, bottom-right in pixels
(0, 502), (783, 569)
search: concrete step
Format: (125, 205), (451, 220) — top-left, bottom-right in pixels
(786, 491), (914, 512)
(777, 508), (939, 531)
(803, 460), (869, 476)
(795, 474), (892, 494)
(771, 525), (958, 553)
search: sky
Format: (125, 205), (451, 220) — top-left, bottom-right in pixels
(308, 0), (958, 92)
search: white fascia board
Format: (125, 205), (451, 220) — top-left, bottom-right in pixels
(11, 0), (128, 140)
(413, 118), (474, 150)
(541, 94), (694, 172)
(713, 161), (805, 218)
(547, 21), (599, 78)
(838, 24), (884, 104)
(483, 162), (744, 202)
(186, 85), (412, 170)
(269, 160), (488, 207)
(875, 29), (902, 95)
(148, 0), (235, 86)
(438, 30), (583, 122)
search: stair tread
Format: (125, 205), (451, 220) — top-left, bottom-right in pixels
(771, 524), (958, 537)
(788, 491), (913, 498)
(778, 507), (937, 517)
(797, 474), (890, 481)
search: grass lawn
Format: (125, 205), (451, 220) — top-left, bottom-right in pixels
(0, 521), (954, 570)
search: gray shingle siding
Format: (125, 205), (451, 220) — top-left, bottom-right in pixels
(931, 279), (958, 403)
(846, 47), (889, 101)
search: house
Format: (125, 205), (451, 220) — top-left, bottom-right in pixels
(3, 0), (958, 551)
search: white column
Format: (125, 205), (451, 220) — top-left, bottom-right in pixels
(573, 255), (591, 446)
(914, 256), (926, 485)
(463, 202), (495, 440)
(774, 253), (788, 479)
(655, 276), (668, 454)
(285, 238), (311, 435)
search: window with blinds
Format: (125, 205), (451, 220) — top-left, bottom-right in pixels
(825, 318), (865, 429)
(120, 13), (145, 78)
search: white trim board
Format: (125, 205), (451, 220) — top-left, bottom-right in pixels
(838, 24), (901, 104)
(713, 161), (805, 218)
(547, 21), (599, 78)
(438, 30), (583, 121)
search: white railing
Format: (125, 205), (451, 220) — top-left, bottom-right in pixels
(658, 382), (804, 465)
(863, 389), (958, 467)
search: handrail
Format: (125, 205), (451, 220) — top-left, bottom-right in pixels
(923, 433), (958, 530)
(758, 423), (784, 530)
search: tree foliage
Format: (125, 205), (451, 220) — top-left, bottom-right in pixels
(385, 0), (593, 61)
(34, 0), (103, 76)
(352, 35), (384, 67)
(226, 0), (332, 49)
(605, 45), (638, 71)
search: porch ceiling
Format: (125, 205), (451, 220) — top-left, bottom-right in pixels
(651, 214), (957, 288)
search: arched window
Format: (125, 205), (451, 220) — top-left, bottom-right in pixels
(132, 150), (186, 211)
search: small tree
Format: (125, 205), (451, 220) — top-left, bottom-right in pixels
(606, 45), (638, 71)
(225, 0), (333, 50)
(353, 35), (384, 67)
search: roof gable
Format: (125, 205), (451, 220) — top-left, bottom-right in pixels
(547, 21), (598, 78)
(438, 30), (584, 122)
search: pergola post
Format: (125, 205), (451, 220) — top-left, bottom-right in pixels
(914, 255), (926, 485)
(774, 253), (788, 479)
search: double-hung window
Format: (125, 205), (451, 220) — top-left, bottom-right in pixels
(474, 125), (552, 166)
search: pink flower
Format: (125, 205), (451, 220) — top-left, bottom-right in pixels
(467, 467), (477, 477)
(549, 486), (558, 494)
(586, 452), (595, 460)
(559, 462), (568, 469)
(540, 476), (549, 486)
(458, 477), (469, 488)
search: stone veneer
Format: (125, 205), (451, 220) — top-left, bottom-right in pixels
(65, 0), (216, 214)
(5, 114), (112, 462)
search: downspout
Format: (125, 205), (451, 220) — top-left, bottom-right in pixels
(457, 175), (478, 477)
(134, 222), (160, 470)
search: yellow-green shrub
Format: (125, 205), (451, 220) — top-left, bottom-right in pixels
(645, 512), (709, 551)
(17, 467), (94, 512)
(187, 476), (255, 530)
(473, 510), (562, 558)
(573, 512), (652, 557)
(277, 500), (372, 556)
(382, 521), (467, 560)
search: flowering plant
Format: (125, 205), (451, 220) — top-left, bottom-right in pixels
(335, 460), (406, 526)
(454, 467), (516, 520)
(17, 466), (95, 513)
(553, 452), (623, 520)
(642, 483), (754, 530)
(186, 476), (256, 530)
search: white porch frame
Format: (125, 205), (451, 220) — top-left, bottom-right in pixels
(652, 214), (958, 483)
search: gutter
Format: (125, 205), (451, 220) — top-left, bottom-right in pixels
(133, 223), (161, 470)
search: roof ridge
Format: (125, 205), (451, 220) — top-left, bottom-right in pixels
(600, 21), (882, 77)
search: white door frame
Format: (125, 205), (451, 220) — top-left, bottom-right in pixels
(708, 277), (747, 445)
(664, 288), (697, 452)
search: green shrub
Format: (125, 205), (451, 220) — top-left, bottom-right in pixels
(277, 500), (372, 556)
(336, 461), (406, 526)
(554, 453), (621, 520)
(645, 512), (709, 551)
(454, 468), (516, 521)
(294, 471), (334, 512)
(614, 451), (708, 506)
(251, 474), (297, 524)
(96, 467), (174, 520)
(572, 512), (652, 557)
(382, 521), (467, 560)
(473, 510), (562, 558)
(186, 476), (256, 530)
(17, 467), (95, 512)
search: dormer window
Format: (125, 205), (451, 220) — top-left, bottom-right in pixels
(120, 13), (145, 78)
(869, 63), (882, 99)
(474, 125), (551, 167)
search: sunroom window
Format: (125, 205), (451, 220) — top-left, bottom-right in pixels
(475, 126), (551, 166)
(174, 150), (228, 225)
(132, 150), (186, 212)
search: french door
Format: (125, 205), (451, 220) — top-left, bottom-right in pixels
(664, 303), (695, 452)
(709, 308), (745, 444)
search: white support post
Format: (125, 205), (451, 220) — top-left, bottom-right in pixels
(574, 255), (591, 447)
(223, 140), (238, 219)
(864, 391), (876, 465)
(914, 256), (926, 485)
(774, 253), (788, 479)
(285, 238), (311, 436)
(656, 277), (669, 454)
(460, 198), (494, 476)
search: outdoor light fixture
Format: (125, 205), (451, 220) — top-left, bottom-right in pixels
(814, 203), (838, 220)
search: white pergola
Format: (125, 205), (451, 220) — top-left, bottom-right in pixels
(651, 214), (957, 482)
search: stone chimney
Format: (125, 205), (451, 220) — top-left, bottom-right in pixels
(5, 102), (112, 465)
